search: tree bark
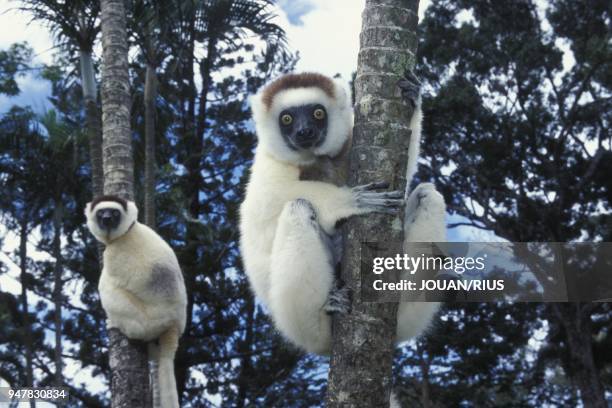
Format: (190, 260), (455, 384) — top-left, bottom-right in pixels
(52, 202), (64, 387)
(18, 221), (35, 408)
(100, 0), (149, 407)
(326, 1), (420, 406)
(80, 50), (104, 198)
(100, 0), (135, 200)
(552, 303), (607, 408)
(144, 63), (157, 227)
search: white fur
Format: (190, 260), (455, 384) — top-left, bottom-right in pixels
(85, 200), (187, 408)
(269, 200), (334, 354)
(240, 73), (445, 356)
(404, 96), (422, 199)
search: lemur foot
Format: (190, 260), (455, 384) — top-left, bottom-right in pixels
(405, 183), (445, 223)
(398, 69), (421, 109)
(289, 198), (318, 225)
(330, 233), (344, 265)
(325, 285), (351, 315)
(353, 181), (404, 214)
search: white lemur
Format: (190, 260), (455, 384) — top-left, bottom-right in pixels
(239, 72), (447, 355)
(85, 196), (187, 408)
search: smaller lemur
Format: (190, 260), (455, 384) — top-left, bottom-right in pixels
(85, 196), (187, 408)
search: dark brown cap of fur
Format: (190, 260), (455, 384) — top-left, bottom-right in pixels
(90, 195), (128, 211)
(261, 72), (336, 110)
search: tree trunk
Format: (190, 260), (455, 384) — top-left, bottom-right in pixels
(80, 50), (104, 198)
(144, 49), (158, 408)
(18, 221), (35, 408)
(174, 16), (196, 399)
(326, 0), (420, 406)
(100, 1), (149, 407)
(552, 303), (607, 408)
(418, 342), (431, 408)
(144, 63), (157, 227)
(52, 202), (63, 387)
(236, 295), (256, 408)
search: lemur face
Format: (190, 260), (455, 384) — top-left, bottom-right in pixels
(251, 73), (353, 166)
(278, 103), (328, 150)
(85, 196), (138, 244)
(95, 207), (122, 232)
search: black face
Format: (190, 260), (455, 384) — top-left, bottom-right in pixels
(278, 103), (328, 150)
(96, 208), (122, 231)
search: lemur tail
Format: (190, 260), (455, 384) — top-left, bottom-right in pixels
(149, 326), (180, 408)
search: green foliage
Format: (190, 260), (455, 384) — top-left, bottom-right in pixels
(0, 42), (33, 96)
(405, 0), (611, 406)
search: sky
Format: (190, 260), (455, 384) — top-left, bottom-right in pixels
(0, 0), (434, 112)
(275, 0), (431, 80)
(0, 0), (54, 113)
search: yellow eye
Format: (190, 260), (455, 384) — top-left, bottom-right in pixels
(281, 114), (293, 125)
(313, 108), (326, 120)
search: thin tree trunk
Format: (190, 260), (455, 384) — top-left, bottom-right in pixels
(552, 303), (606, 408)
(174, 17), (196, 399)
(52, 202), (63, 387)
(19, 221), (35, 408)
(236, 295), (255, 408)
(100, 0), (149, 407)
(326, 0), (420, 406)
(418, 342), (431, 408)
(144, 63), (157, 227)
(144, 48), (159, 408)
(80, 50), (104, 198)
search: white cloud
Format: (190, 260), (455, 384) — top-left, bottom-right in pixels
(273, 0), (431, 82)
(0, 1), (55, 113)
(0, 0), (55, 64)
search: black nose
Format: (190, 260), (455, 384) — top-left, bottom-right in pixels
(296, 128), (317, 147)
(100, 215), (113, 227)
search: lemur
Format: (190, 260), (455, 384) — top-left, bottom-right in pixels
(85, 196), (187, 408)
(239, 72), (446, 355)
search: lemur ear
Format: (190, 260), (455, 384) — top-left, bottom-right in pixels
(126, 200), (139, 220)
(332, 78), (351, 108)
(84, 202), (92, 216)
(249, 92), (265, 121)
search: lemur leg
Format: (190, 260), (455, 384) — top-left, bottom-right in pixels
(269, 199), (336, 354)
(99, 277), (152, 339)
(397, 183), (446, 343)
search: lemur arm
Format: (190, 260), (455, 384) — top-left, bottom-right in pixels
(281, 180), (403, 233)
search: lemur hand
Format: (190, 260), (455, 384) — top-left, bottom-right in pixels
(353, 182), (404, 214)
(398, 69), (421, 109)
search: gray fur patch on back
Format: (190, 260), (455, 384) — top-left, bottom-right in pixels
(150, 263), (178, 298)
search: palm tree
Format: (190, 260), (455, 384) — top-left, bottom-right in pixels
(17, 0), (104, 197)
(38, 110), (77, 388)
(131, 0), (183, 227)
(326, 0), (421, 407)
(99, 0), (146, 406)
